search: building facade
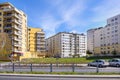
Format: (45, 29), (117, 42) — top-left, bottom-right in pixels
(28, 28), (45, 57)
(46, 32), (86, 57)
(0, 2), (27, 57)
(88, 14), (120, 55)
(87, 27), (103, 54)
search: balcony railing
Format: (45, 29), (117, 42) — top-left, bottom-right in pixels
(14, 31), (20, 35)
(4, 26), (11, 29)
(14, 37), (19, 41)
(14, 26), (22, 30)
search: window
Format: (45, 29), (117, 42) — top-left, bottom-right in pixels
(0, 12), (1, 15)
(108, 43), (110, 46)
(116, 42), (118, 44)
(112, 31), (114, 33)
(0, 24), (1, 27)
(108, 24), (110, 26)
(115, 30), (118, 32)
(115, 18), (118, 20)
(111, 19), (114, 22)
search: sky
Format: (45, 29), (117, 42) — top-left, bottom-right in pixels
(1, 0), (120, 38)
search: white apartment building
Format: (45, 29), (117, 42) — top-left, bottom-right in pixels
(46, 32), (86, 58)
(87, 27), (102, 53)
(88, 14), (120, 55)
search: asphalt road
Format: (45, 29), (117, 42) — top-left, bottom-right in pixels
(0, 76), (120, 80)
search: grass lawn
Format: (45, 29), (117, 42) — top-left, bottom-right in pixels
(21, 58), (93, 64)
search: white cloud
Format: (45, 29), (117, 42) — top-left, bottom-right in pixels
(59, 0), (87, 28)
(40, 14), (63, 38)
(92, 0), (120, 22)
(70, 30), (78, 33)
(39, 0), (87, 38)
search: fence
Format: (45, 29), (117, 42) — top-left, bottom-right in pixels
(0, 63), (120, 73)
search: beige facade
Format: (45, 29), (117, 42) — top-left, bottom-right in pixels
(0, 2), (27, 60)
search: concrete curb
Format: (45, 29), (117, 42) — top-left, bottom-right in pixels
(0, 74), (120, 78)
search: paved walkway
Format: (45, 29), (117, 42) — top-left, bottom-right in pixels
(0, 74), (120, 78)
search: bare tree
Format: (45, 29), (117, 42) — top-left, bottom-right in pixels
(0, 33), (12, 58)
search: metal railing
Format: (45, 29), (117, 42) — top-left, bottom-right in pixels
(0, 63), (120, 73)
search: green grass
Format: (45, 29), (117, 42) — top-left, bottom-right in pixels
(21, 58), (93, 64)
(0, 71), (120, 75)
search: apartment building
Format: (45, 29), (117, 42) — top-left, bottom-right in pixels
(87, 27), (103, 54)
(0, 2), (27, 59)
(28, 28), (45, 57)
(46, 32), (86, 58)
(88, 14), (120, 55)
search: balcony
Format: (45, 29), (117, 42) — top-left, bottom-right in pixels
(14, 43), (20, 47)
(14, 26), (22, 30)
(14, 13), (19, 19)
(14, 31), (20, 35)
(3, 8), (13, 11)
(13, 19), (22, 25)
(4, 20), (12, 23)
(14, 37), (19, 41)
(4, 14), (12, 18)
(4, 26), (11, 29)
(13, 42), (22, 47)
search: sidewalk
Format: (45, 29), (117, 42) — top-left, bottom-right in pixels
(0, 74), (120, 78)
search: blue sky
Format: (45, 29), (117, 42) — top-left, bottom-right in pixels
(1, 0), (120, 38)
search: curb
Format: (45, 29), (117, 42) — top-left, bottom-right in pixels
(0, 74), (120, 78)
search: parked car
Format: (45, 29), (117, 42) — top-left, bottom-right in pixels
(88, 59), (106, 67)
(109, 58), (120, 67)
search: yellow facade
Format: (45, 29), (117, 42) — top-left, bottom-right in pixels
(28, 28), (45, 58)
(28, 28), (42, 52)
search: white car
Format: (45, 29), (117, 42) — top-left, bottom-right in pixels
(109, 58), (120, 67)
(88, 59), (106, 67)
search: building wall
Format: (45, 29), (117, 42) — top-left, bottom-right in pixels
(28, 28), (45, 58)
(0, 2), (27, 55)
(46, 32), (86, 57)
(89, 14), (120, 55)
(28, 28), (42, 52)
(87, 29), (96, 53)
